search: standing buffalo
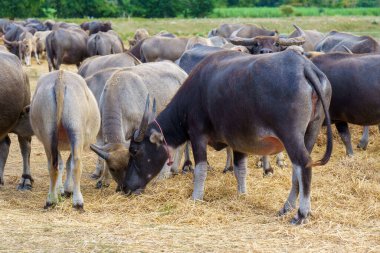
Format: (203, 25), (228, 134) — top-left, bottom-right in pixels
(93, 49), (333, 225)
(128, 28), (150, 47)
(46, 28), (89, 71)
(315, 31), (380, 53)
(208, 23), (276, 38)
(0, 51), (34, 190)
(90, 62), (188, 189)
(310, 52), (380, 156)
(87, 30), (124, 56)
(140, 36), (189, 62)
(81, 21), (113, 35)
(29, 70), (100, 209)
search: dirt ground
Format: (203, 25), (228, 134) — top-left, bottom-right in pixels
(0, 36), (380, 252)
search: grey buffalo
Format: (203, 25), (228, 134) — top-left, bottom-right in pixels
(208, 23), (276, 38)
(140, 36), (189, 62)
(87, 30), (124, 56)
(29, 70), (100, 209)
(90, 62), (188, 191)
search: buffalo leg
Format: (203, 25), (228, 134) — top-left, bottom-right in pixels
(262, 156), (274, 176)
(91, 156), (104, 180)
(276, 152), (285, 168)
(190, 137), (208, 200)
(71, 145), (84, 209)
(182, 141), (193, 173)
(357, 126), (370, 150)
(170, 143), (186, 175)
(17, 135), (33, 191)
(223, 147), (234, 173)
(336, 122), (354, 156)
(95, 166), (111, 189)
(34, 50), (41, 65)
(56, 153), (64, 195)
(64, 153), (73, 196)
(0, 135), (11, 186)
(233, 151), (247, 194)
(45, 150), (60, 208)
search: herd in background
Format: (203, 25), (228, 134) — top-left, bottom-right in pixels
(0, 18), (380, 224)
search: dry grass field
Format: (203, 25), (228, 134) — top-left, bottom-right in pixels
(0, 17), (380, 252)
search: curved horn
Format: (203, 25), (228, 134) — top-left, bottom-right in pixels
(1, 36), (19, 46)
(278, 24), (306, 47)
(149, 98), (157, 123)
(90, 144), (110, 161)
(229, 27), (257, 46)
(134, 94), (150, 142)
(342, 45), (353, 54)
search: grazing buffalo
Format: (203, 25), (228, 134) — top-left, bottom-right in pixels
(315, 31), (380, 53)
(94, 49), (333, 224)
(128, 28), (150, 47)
(185, 36), (229, 50)
(87, 30), (124, 56)
(46, 28), (89, 71)
(140, 36), (189, 62)
(3, 30), (39, 66)
(208, 23), (276, 38)
(78, 51), (140, 78)
(34, 31), (51, 59)
(29, 70), (100, 209)
(0, 51), (34, 190)
(229, 24), (306, 54)
(90, 62), (188, 190)
(310, 52), (380, 156)
(52, 22), (80, 30)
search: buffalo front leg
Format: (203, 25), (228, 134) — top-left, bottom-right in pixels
(0, 135), (11, 186)
(336, 122), (354, 157)
(17, 135), (33, 191)
(91, 156), (104, 180)
(233, 151), (247, 194)
(357, 126), (369, 150)
(95, 165), (111, 189)
(190, 136), (208, 200)
(170, 143), (186, 175)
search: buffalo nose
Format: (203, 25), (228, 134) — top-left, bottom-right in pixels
(260, 49), (273, 54)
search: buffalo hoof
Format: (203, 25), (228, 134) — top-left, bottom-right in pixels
(90, 172), (101, 180)
(44, 202), (56, 209)
(290, 211), (309, 225)
(276, 160), (286, 169)
(0, 177), (4, 186)
(170, 167), (179, 175)
(73, 204), (84, 212)
(62, 191), (72, 198)
(95, 180), (109, 189)
(263, 167), (274, 177)
(182, 160), (193, 174)
(278, 206), (293, 217)
(357, 141), (368, 150)
(17, 175), (34, 191)
(223, 166), (234, 173)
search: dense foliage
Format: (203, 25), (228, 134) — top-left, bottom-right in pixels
(0, 0), (378, 18)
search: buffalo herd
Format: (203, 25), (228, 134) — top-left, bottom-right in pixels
(0, 18), (379, 225)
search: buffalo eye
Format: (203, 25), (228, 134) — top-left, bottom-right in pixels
(253, 42), (259, 47)
(274, 42), (280, 47)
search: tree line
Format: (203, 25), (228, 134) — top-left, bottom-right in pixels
(0, 0), (378, 19)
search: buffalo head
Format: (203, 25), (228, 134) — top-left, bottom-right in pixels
(229, 24), (306, 54)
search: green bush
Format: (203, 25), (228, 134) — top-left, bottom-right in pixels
(280, 5), (294, 17)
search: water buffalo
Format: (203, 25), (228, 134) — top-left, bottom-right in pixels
(229, 24), (306, 54)
(87, 30), (124, 56)
(90, 62), (188, 190)
(185, 36), (229, 50)
(128, 28), (150, 47)
(140, 36), (189, 62)
(46, 28), (89, 71)
(81, 21), (112, 35)
(315, 31), (380, 53)
(34, 31), (51, 59)
(94, 48), (333, 225)
(208, 23), (276, 38)
(0, 51), (34, 190)
(78, 51), (141, 78)
(52, 22), (81, 30)
(29, 70), (100, 209)
(310, 52), (380, 156)
(3, 30), (39, 66)
(288, 28), (324, 52)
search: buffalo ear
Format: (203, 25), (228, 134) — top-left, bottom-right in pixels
(149, 130), (163, 145)
(90, 144), (110, 161)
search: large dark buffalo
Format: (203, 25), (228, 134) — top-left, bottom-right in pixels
(0, 51), (34, 190)
(315, 31), (380, 53)
(87, 30), (124, 56)
(81, 21), (112, 35)
(208, 23), (276, 38)
(92, 49), (333, 224)
(46, 28), (89, 71)
(311, 52), (380, 156)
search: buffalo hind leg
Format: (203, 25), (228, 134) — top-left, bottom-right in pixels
(64, 154), (73, 197)
(223, 147), (234, 173)
(91, 156), (104, 179)
(71, 144), (84, 210)
(233, 151), (247, 194)
(45, 150), (60, 209)
(182, 142), (193, 173)
(336, 122), (354, 157)
(0, 135), (11, 186)
(17, 135), (33, 191)
(357, 126), (370, 150)
(170, 143), (186, 175)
